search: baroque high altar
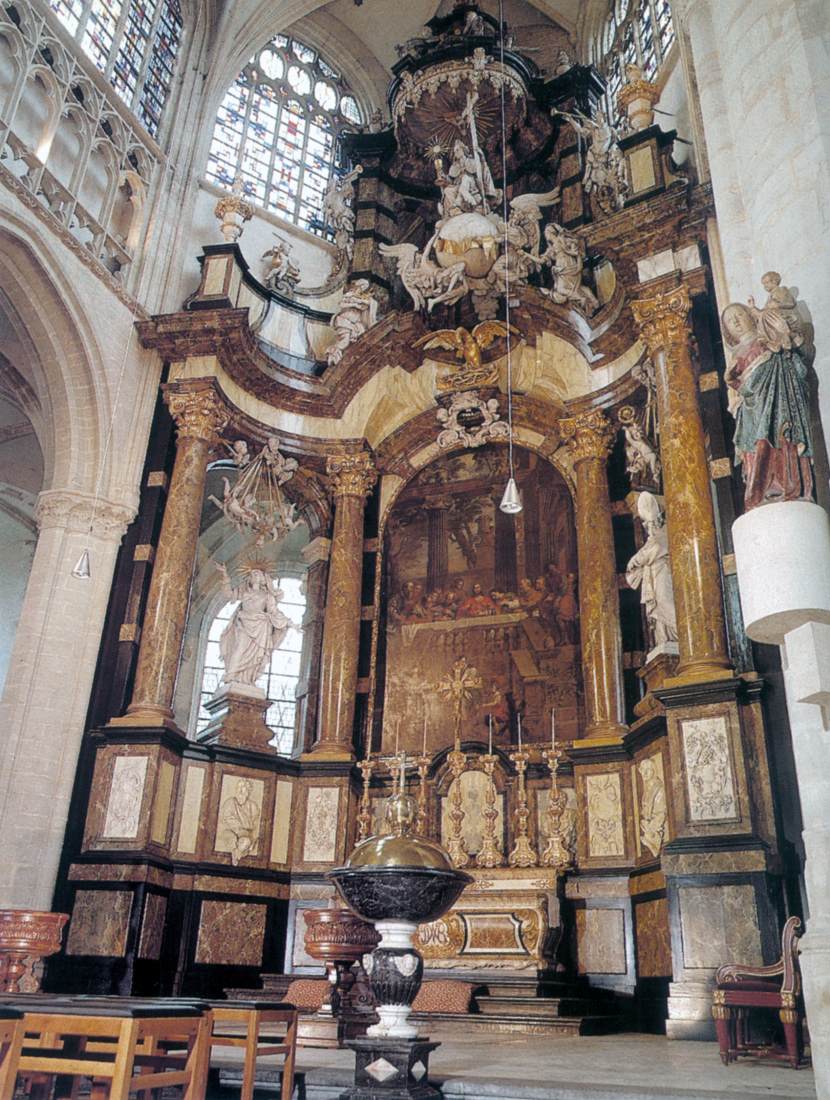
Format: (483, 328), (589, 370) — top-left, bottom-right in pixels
(58, 4), (794, 1039)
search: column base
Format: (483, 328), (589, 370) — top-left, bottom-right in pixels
(664, 661), (733, 689)
(581, 722), (627, 741)
(108, 707), (181, 731)
(303, 741), (356, 762)
(341, 1037), (441, 1099)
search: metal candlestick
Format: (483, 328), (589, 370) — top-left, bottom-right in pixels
(445, 745), (469, 867)
(477, 753), (503, 868)
(540, 747), (573, 870)
(508, 750), (537, 867)
(415, 754), (431, 836)
(357, 757), (375, 841)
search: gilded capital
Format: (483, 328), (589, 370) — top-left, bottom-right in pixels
(164, 385), (229, 444)
(327, 452), (377, 498)
(631, 286), (693, 355)
(559, 410), (616, 464)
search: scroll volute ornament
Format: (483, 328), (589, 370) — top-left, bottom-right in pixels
(326, 452), (377, 499)
(559, 409), (617, 465)
(164, 385), (230, 444)
(630, 285), (693, 355)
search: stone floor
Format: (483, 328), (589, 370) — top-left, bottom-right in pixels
(216, 1024), (817, 1100)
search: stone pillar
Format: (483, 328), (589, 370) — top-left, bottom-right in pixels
(632, 286), (732, 685)
(311, 453), (376, 760)
(560, 411), (626, 739)
(0, 490), (134, 909)
(113, 381), (228, 727)
(297, 537), (331, 754)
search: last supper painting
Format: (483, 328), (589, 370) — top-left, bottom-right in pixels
(380, 447), (581, 756)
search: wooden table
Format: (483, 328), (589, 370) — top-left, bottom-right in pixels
(209, 1000), (297, 1100)
(0, 1007), (23, 1100)
(0, 996), (210, 1100)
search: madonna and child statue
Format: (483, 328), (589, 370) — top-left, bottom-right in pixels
(722, 271), (814, 511)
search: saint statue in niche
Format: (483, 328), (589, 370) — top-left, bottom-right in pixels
(625, 492), (677, 654)
(722, 273), (814, 511)
(213, 561), (293, 691)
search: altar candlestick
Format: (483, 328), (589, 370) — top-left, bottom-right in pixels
(394, 719), (399, 756)
(551, 708), (556, 750)
(517, 713), (523, 752)
(399, 751), (406, 792)
(422, 713), (427, 756)
(488, 713), (493, 755)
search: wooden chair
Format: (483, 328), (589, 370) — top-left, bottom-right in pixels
(0, 1007), (23, 1100)
(208, 1000), (297, 1100)
(712, 916), (807, 1069)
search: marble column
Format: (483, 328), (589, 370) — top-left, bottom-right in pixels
(632, 286), (731, 685)
(114, 382), (228, 727)
(311, 452), (376, 759)
(0, 490), (134, 909)
(296, 536), (331, 754)
(560, 410), (626, 739)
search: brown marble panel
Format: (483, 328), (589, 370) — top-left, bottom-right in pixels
(678, 885), (763, 971)
(138, 894), (167, 960)
(576, 907), (627, 975)
(195, 900), (266, 966)
(635, 897), (672, 978)
(65, 890), (133, 957)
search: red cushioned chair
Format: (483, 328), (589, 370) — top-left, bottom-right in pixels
(712, 916), (807, 1069)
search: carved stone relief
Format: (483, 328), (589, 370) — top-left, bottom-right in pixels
(103, 755), (148, 839)
(586, 772), (625, 858)
(635, 753), (667, 858)
(681, 717), (738, 822)
(302, 786), (341, 863)
(215, 774), (264, 865)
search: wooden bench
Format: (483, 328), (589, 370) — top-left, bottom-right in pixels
(712, 916), (807, 1069)
(0, 1007), (23, 1100)
(0, 995), (211, 1100)
(208, 999), (297, 1100)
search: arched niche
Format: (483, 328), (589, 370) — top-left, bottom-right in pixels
(375, 443), (583, 757)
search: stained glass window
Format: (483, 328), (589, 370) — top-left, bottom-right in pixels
(595, 0), (676, 123)
(206, 34), (362, 236)
(196, 576), (307, 756)
(48, 0), (182, 138)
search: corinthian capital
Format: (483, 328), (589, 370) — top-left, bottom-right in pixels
(326, 452), (377, 498)
(559, 410), (616, 464)
(631, 285), (692, 355)
(164, 383), (229, 444)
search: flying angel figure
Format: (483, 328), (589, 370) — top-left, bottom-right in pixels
(379, 240), (468, 313)
(414, 321), (520, 377)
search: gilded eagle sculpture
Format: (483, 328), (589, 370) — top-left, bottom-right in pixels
(414, 321), (520, 390)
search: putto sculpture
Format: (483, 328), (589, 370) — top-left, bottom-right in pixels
(326, 279), (379, 365)
(209, 435), (301, 545)
(721, 273), (813, 510)
(261, 233), (300, 294)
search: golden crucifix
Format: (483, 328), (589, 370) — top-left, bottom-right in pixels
(437, 656), (483, 750)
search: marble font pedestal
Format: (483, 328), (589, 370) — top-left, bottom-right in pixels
(340, 1038), (441, 1100)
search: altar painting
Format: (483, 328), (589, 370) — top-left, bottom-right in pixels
(382, 447), (582, 754)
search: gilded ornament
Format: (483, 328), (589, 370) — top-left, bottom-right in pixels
(164, 387), (229, 444)
(326, 452), (377, 499)
(559, 409), (616, 464)
(631, 286), (692, 355)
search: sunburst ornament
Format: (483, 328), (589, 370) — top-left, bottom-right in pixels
(239, 557), (276, 577)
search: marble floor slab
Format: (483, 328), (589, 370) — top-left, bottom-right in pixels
(215, 1024), (817, 1100)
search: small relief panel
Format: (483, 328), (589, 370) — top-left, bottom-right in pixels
(195, 900), (266, 966)
(103, 755), (148, 839)
(66, 890), (133, 957)
(634, 753), (667, 858)
(586, 772), (625, 858)
(302, 786), (340, 863)
(681, 716), (738, 822)
(214, 774), (264, 865)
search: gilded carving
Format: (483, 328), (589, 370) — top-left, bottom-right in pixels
(630, 286), (692, 355)
(164, 385), (229, 444)
(559, 410), (616, 465)
(586, 772), (625, 858)
(681, 716), (738, 821)
(327, 452), (377, 498)
(416, 914), (466, 960)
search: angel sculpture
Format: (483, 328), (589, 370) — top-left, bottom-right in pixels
(489, 188), (561, 292)
(379, 240), (468, 313)
(414, 321), (519, 389)
(322, 165), (362, 258)
(524, 223), (599, 314)
(555, 110), (628, 214)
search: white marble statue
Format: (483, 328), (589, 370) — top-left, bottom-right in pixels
(637, 756), (667, 858)
(620, 414), (661, 485)
(213, 562), (293, 691)
(436, 91), (501, 218)
(489, 188), (561, 295)
(526, 222), (599, 313)
(326, 279), (379, 366)
(625, 492), (678, 652)
(322, 165), (362, 259)
(556, 110), (628, 213)
(379, 239), (468, 313)
(261, 234), (300, 294)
